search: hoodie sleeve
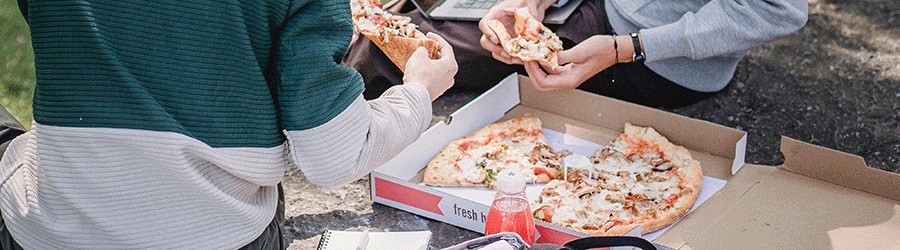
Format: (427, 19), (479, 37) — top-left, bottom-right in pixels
(640, 0), (808, 62)
(274, 0), (432, 188)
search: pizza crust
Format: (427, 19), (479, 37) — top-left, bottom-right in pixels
(350, 0), (439, 72)
(359, 32), (439, 72)
(487, 19), (511, 44)
(622, 123), (703, 234)
(579, 224), (640, 237)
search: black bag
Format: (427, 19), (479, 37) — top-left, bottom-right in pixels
(0, 104), (25, 160)
(440, 232), (671, 250)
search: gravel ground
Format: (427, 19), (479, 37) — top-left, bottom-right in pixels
(283, 0), (898, 248)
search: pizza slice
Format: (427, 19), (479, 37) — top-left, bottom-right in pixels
(350, 0), (439, 72)
(487, 8), (563, 69)
(423, 117), (570, 188)
(531, 124), (703, 236)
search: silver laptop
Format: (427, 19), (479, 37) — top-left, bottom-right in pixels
(411, 0), (583, 25)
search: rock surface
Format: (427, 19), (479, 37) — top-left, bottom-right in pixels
(283, 0), (898, 248)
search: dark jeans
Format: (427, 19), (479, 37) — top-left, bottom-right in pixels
(238, 184), (287, 250)
(344, 0), (715, 108)
(0, 104), (285, 250)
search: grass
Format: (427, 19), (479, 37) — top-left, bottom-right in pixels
(1, 0), (33, 130)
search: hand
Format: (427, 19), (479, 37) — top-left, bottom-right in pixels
(524, 0), (557, 21)
(478, 1), (521, 65)
(403, 33), (458, 101)
(525, 35), (617, 91)
(478, 0), (554, 65)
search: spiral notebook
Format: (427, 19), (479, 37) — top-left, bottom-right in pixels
(316, 229), (432, 250)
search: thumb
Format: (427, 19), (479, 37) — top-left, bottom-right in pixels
(556, 39), (591, 65)
(406, 46), (429, 69)
(410, 46), (429, 59)
(526, 3), (545, 21)
(557, 49), (575, 65)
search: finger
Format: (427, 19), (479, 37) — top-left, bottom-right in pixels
(409, 46), (429, 62)
(557, 49), (573, 65)
(524, 62), (552, 91)
(480, 35), (503, 54)
(526, 5), (544, 22)
(492, 51), (513, 65)
(508, 55), (524, 65)
(540, 63), (558, 74)
(477, 20), (498, 44)
(526, 1), (551, 22)
(427, 32), (454, 60)
(481, 8), (516, 43)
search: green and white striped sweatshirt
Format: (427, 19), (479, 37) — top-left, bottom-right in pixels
(1, 0), (432, 248)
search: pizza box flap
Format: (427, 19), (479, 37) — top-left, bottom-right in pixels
(653, 138), (900, 249)
(779, 136), (900, 201)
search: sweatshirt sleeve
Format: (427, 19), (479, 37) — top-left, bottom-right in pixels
(17, 0), (27, 20)
(284, 84), (432, 189)
(275, 0), (433, 188)
(640, 0), (808, 62)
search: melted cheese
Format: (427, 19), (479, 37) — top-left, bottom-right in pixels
(355, 18), (376, 33)
(462, 138), (556, 183)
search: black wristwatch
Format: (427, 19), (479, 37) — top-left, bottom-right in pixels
(630, 32), (645, 63)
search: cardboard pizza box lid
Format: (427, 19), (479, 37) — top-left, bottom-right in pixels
(653, 137), (900, 249)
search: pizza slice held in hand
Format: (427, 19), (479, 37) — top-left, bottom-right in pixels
(488, 8), (563, 69)
(350, 0), (439, 72)
(423, 117), (571, 188)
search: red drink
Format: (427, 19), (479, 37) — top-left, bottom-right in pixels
(485, 196), (536, 244)
(484, 169), (536, 245)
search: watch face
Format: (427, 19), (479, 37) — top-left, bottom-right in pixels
(634, 54), (645, 63)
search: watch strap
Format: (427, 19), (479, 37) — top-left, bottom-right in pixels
(630, 32), (645, 63)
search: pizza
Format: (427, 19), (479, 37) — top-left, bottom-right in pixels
(487, 8), (563, 69)
(350, 0), (439, 72)
(423, 117), (571, 187)
(531, 123), (703, 236)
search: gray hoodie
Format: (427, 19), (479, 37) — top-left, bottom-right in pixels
(606, 0), (808, 92)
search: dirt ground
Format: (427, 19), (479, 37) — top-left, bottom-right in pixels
(281, 0), (898, 248)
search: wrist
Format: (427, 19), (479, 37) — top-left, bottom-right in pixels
(613, 35), (632, 63)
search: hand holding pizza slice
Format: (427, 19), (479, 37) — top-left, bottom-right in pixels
(487, 8), (563, 70)
(350, 0), (439, 72)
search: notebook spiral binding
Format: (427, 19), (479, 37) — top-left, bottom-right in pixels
(316, 229), (332, 250)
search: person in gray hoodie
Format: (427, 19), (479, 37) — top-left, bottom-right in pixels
(346, 0), (807, 108)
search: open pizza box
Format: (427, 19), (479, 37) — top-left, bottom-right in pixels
(369, 74), (900, 249)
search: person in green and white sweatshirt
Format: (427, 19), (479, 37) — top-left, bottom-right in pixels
(0, 0), (457, 249)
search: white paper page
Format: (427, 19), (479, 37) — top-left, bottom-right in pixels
(428, 128), (727, 239)
(318, 230), (431, 250)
